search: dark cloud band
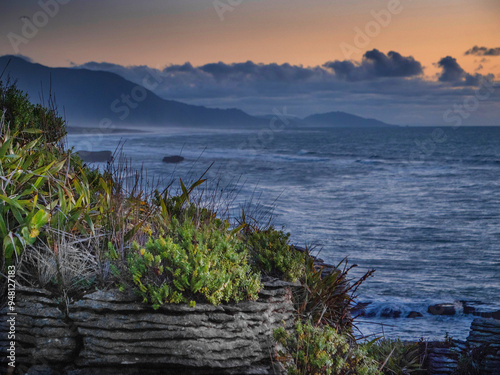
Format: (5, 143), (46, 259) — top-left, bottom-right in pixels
(324, 49), (423, 81)
(71, 51), (498, 124)
(465, 46), (500, 57)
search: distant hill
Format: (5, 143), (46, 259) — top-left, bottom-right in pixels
(0, 55), (395, 129)
(0, 55), (266, 128)
(303, 111), (395, 127)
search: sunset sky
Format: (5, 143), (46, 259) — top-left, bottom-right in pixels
(0, 0), (499, 125)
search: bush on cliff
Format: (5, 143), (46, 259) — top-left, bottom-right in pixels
(244, 226), (305, 282)
(273, 320), (380, 375)
(122, 216), (262, 308)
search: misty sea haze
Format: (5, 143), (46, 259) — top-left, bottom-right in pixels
(68, 125), (500, 341)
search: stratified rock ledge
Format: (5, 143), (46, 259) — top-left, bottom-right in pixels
(467, 318), (500, 375)
(1, 279), (298, 374)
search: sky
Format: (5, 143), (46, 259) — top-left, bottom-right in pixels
(0, 0), (499, 125)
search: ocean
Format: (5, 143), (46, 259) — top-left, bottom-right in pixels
(67, 125), (500, 341)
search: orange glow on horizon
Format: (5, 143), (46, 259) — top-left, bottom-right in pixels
(0, 0), (498, 79)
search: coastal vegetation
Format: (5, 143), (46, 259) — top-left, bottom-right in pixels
(273, 320), (380, 375)
(0, 80), (433, 374)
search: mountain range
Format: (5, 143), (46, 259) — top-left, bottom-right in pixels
(0, 55), (395, 129)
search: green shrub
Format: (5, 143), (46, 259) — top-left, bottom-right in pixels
(125, 217), (262, 308)
(273, 320), (380, 375)
(244, 227), (305, 282)
(364, 339), (422, 374)
(0, 80), (66, 144)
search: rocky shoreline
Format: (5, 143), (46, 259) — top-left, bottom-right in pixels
(422, 318), (500, 375)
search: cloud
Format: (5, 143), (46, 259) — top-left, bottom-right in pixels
(437, 56), (493, 86)
(198, 61), (320, 82)
(77, 60), (334, 99)
(71, 52), (499, 125)
(437, 56), (466, 82)
(323, 49), (423, 81)
(465, 46), (500, 57)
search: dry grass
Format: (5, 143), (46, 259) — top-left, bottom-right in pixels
(18, 231), (99, 294)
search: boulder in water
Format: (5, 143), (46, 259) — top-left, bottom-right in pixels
(76, 150), (112, 163)
(162, 155), (184, 163)
(461, 301), (477, 315)
(407, 311), (423, 318)
(428, 303), (456, 316)
(380, 307), (402, 318)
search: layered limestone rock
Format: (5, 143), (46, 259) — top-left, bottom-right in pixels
(1, 279), (297, 374)
(69, 278), (296, 372)
(426, 341), (465, 375)
(467, 318), (500, 375)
